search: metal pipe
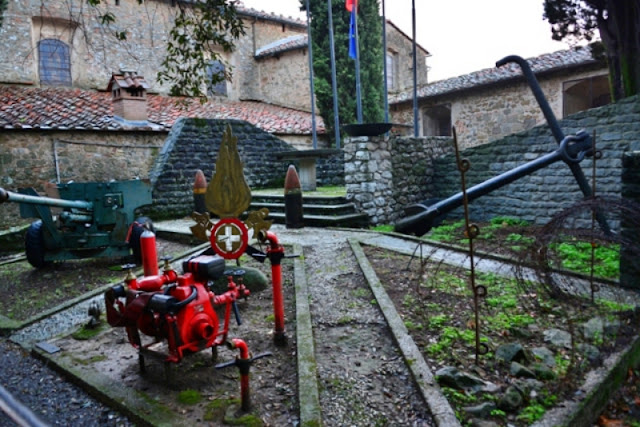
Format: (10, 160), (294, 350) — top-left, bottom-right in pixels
(259, 230), (286, 344)
(229, 338), (251, 412)
(58, 211), (93, 224)
(327, 0), (341, 149)
(353, 3), (363, 123)
(382, 0), (389, 123)
(0, 384), (48, 427)
(305, 0), (318, 149)
(0, 188), (92, 210)
(411, 0), (418, 137)
(53, 140), (60, 183)
(130, 269), (178, 292)
(141, 230), (159, 277)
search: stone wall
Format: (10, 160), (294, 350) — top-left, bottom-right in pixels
(256, 50), (313, 112)
(232, 15), (308, 109)
(0, 121), (344, 229)
(344, 135), (452, 224)
(431, 95), (640, 226)
(0, 0), (175, 91)
(346, 94), (640, 227)
(0, 130), (164, 229)
(149, 118), (344, 220)
(385, 22), (429, 94)
(620, 152), (640, 289)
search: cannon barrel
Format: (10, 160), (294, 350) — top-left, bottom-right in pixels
(395, 131), (594, 236)
(0, 187), (93, 210)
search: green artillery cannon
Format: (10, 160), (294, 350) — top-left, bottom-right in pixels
(0, 179), (153, 267)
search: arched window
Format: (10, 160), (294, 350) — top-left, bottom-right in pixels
(38, 39), (72, 86)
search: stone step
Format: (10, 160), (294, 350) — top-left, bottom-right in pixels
(263, 211), (369, 228)
(248, 193), (368, 228)
(251, 201), (359, 217)
(251, 193), (351, 206)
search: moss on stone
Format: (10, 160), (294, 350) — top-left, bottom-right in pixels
(71, 323), (108, 340)
(177, 389), (202, 405)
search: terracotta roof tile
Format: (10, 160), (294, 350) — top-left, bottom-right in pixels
(0, 86), (324, 135)
(390, 46), (603, 104)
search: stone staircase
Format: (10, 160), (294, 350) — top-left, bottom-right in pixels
(249, 193), (369, 228)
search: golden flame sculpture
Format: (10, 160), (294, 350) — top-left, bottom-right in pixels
(205, 124), (252, 218)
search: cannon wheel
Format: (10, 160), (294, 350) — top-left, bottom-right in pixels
(129, 216), (155, 264)
(25, 220), (46, 268)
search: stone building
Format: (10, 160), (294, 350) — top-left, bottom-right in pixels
(0, 0), (428, 204)
(0, 1), (312, 110)
(389, 46), (611, 149)
(384, 20), (430, 96)
(0, 0), (427, 116)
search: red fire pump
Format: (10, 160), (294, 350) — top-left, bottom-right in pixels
(104, 231), (270, 410)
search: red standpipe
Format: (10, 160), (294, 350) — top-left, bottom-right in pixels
(230, 338), (251, 412)
(259, 231), (286, 344)
(140, 230), (158, 276)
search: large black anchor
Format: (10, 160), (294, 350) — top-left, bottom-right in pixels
(395, 55), (609, 236)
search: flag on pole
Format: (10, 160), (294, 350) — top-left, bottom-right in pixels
(348, 0), (357, 59)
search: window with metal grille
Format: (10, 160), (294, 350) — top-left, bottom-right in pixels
(39, 39), (72, 86)
(206, 60), (227, 96)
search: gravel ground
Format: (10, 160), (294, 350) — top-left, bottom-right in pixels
(0, 225), (435, 426)
(0, 340), (134, 426)
(2, 222), (633, 426)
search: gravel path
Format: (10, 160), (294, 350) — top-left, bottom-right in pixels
(302, 237), (434, 426)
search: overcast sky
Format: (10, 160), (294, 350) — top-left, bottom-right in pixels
(238, 0), (581, 82)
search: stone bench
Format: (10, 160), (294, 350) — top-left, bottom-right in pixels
(274, 148), (341, 191)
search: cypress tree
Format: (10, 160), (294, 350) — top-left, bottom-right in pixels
(302, 0), (384, 145)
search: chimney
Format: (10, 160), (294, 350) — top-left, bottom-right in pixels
(107, 70), (149, 122)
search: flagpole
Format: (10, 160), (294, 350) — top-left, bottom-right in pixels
(353, 4), (363, 124)
(412, 0), (418, 137)
(305, 0), (318, 149)
(328, 0), (341, 149)
(382, 0), (389, 123)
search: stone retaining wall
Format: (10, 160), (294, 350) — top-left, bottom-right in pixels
(149, 118), (344, 220)
(345, 94), (640, 227)
(344, 135), (452, 225)
(0, 130), (164, 229)
(431, 95), (640, 226)
(620, 152), (640, 289)
(0, 121), (344, 229)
